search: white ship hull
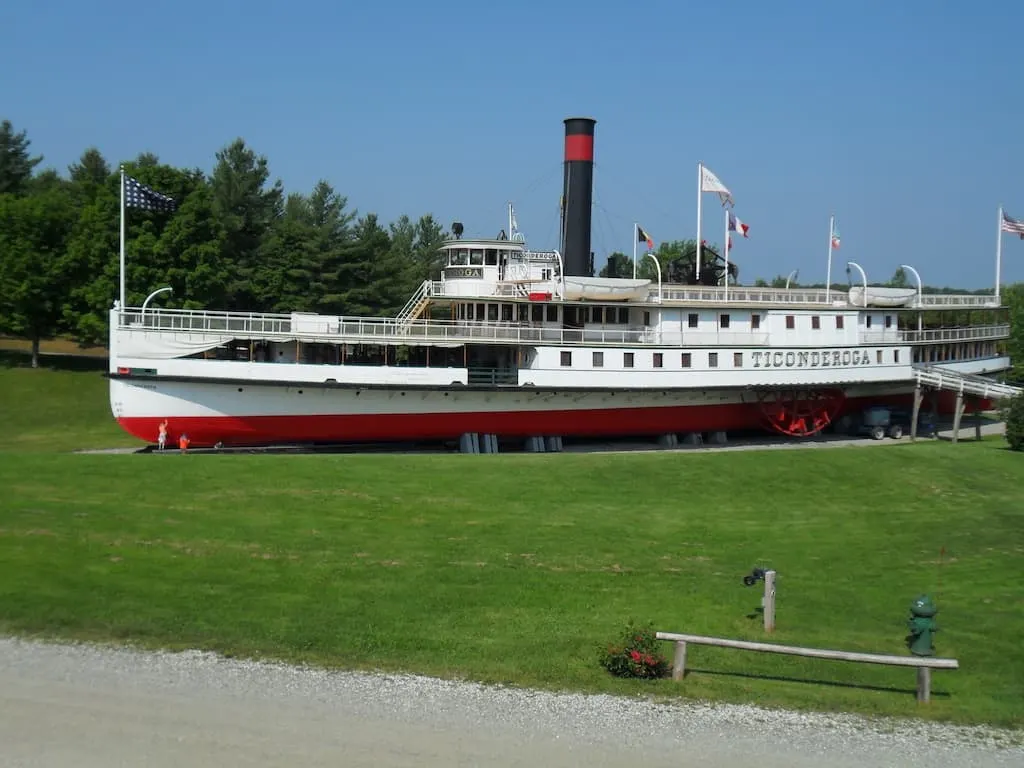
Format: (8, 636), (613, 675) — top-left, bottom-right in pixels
(109, 375), (976, 447)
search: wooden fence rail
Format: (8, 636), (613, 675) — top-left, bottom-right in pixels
(656, 631), (959, 703)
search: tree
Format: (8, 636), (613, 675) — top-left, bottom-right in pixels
(889, 267), (908, 288)
(0, 187), (77, 366)
(1003, 393), (1024, 451)
(1004, 282), (1024, 384)
(599, 252), (633, 278)
(68, 148), (111, 202)
(0, 120), (43, 196)
(210, 138), (284, 310)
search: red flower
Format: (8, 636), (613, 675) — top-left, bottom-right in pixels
(630, 650), (641, 662)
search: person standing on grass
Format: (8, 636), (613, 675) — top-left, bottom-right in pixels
(178, 433), (190, 453)
(158, 420), (168, 451)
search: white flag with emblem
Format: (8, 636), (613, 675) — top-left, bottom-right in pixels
(700, 166), (734, 207)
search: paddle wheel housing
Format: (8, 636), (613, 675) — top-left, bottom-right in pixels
(751, 387), (847, 437)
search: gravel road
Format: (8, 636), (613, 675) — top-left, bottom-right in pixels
(0, 637), (1019, 768)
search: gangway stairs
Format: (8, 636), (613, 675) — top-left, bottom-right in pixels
(912, 365), (1021, 401)
(395, 280), (432, 332)
(911, 364), (1021, 442)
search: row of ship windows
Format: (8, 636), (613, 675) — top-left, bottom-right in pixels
(457, 303), (893, 329)
(560, 349), (902, 369)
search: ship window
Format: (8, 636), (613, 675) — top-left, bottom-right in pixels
(894, 349), (900, 363)
(709, 352), (719, 368)
(476, 303), (485, 320)
(593, 351), (604, 367)
(836, 315), (844, 329)
(681, 352), (692, 368)
(531, 304), (543, 322)
(488, 304), (499, 322)
(885, 315), (893, 328)
(541, 268), (551, 280)
(546, 305), (558, 322)
(719, 313), (730, 328)
(688, 313), (698, 328)
(618, 307), (629, 324)
(561, 351), (572, 366)
(470, 249), (484, 265)
(734, 352), (743, 367)
(624, 352), (635, 368)
(811, 315), (820, 330)
(453, 249), (469, 265)
(654, 352), (663, 368)
(501, 304), (513, 322)
(592, 306), (603, 323)
(485, 249), (498, 266)
(786, 315), (795, 329)
(876, 350), (883, 363)
(518, 304), (529, 322)
(643, 311), (651, 325)
(751, 314), (760, 329)
(866, 316), (873, 328)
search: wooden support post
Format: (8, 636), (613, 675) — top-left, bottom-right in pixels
(917, 667), (931, 703)
(763, 570), (777, 633)
(952, 392), (965, 443)
(974, 398), (982, 441)
(911, 383), (923, 442)
(672, 640), (687, 681)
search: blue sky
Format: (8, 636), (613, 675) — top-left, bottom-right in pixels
(2, 0), (1022, 289)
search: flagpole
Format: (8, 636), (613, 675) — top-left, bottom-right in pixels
(825, 214), (834, 304)
(119, 165), (126, 310)
(633, 222), (638, 279)
(995, 205), (1003, 305)
(723, 208), (730, 300)
(696, 162), (703, 282)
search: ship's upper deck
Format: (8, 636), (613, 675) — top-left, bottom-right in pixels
(431, 237), (1001, 310)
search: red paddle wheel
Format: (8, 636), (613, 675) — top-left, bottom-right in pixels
(752, 388), (846, 437)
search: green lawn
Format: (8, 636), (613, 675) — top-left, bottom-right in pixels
(0, 362), (1022, 728)
(0, 354), (144, 452)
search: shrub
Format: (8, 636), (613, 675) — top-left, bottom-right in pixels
(1004, 393), (1024, 452)
(599, 621), (670, 679)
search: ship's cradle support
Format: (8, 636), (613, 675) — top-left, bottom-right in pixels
(458, 433), (564, 454)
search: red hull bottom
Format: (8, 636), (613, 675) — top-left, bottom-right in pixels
(117, 390), (987, 448)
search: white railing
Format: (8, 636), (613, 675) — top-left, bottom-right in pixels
(657, 285), (842, 305)
(917, 294), (1000, 308)
(913, 365), (1021, 400)
(428, 280), (1003, 310)
(118, 308), (773, 348)
(860, 325), (1010, 345)
(395, 280), (430, 326)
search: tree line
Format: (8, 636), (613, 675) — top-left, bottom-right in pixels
(0, 119), (449, 365)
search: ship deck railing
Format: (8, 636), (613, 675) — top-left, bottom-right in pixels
(860, 324), (1010, 344)
(427, 281), (1002, 309)
(117, 308), (1008, 349)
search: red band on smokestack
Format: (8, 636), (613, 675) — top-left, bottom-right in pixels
(564, 134), (594, 163)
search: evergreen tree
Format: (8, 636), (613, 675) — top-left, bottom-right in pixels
(0, 120), (43, 196)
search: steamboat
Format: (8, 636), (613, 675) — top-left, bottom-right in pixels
(108, 117), (1018, 449)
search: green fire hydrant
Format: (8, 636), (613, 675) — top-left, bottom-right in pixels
(906, 594), (938, 656)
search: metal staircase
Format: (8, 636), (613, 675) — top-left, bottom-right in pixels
(912, 365), (1021, 401)
(395, 280), (432, 331)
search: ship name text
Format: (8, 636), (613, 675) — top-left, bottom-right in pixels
(751, 349), (876, 369)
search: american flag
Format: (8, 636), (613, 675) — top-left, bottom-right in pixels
(1002, 210), (1024, 239)
(124, 175), (177, 213)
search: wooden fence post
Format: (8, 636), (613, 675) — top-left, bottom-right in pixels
(672, 641), (687, 681)
(916, 667), (931, 703)
(764, 570), (776, 632)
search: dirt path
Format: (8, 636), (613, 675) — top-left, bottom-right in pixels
(0, 638), (1019, 768)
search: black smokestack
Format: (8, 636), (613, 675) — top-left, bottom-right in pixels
(561, 117), (596, 277)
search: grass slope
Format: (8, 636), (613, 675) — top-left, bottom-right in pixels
(1, 440), (1022, 727)
(0, 353), (143, 452)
